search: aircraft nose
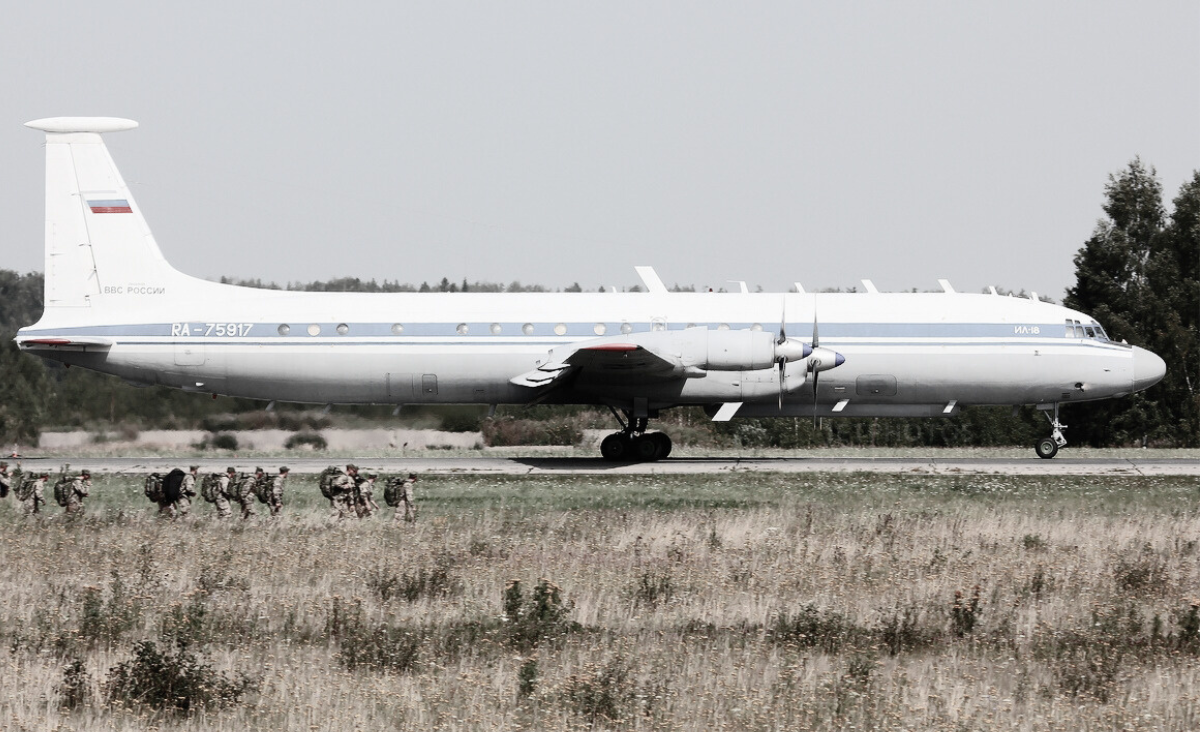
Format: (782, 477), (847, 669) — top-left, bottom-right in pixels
(1131, 346), (1166, 393)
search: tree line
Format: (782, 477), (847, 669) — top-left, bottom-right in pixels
(0, 160), (1195, 447)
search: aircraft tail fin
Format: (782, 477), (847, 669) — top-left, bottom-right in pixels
(25, 117), (199, 313)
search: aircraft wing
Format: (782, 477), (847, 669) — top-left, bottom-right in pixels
(510, 338), (682, 390)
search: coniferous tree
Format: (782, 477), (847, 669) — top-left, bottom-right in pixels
(1064, 160), (1198, 446)
(1142, 172), (1200, 445)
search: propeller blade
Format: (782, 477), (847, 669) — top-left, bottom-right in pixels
(811, 367), (819, 427)
(777, 357), (786, 409)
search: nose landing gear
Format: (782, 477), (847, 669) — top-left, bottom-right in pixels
(600, 408), (673, 462)
(1035, 404), (1067, 459)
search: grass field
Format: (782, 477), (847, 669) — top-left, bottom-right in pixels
(2, 470), (1199, 730)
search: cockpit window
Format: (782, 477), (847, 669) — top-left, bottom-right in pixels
(1084, 326), (1096, 338)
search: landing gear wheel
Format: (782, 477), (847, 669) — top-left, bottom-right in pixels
(601, 433), (631, 461)
(1035, 437), (1059, 459)
(633, 434), (662, 461)
(650, 432), (672, 459)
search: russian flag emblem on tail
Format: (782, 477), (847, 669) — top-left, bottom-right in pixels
(87, 199), (132, 214)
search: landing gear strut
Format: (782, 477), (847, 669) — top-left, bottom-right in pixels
(1035, 404), (1067, 459)
(600, 407), (673, 462)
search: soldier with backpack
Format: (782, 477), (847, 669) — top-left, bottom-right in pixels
(395, 473), (418, 524)
(17, 471), (46, 515)
(230, 468), (261, 519)
(330, 464), (359, 520)
(356, 472), (379, 518)
(213, 467), (237, 519)
(0, 461), (15, 499)
(62, 469), (91, 515)
(267, 466), (289, 516)
(175, 466), (199, 517)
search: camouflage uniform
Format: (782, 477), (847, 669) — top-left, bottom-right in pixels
(268, 467), (289, 516)
(356, 474), (379, 517)
(64, 470), (92, 515)
(395, 474), (418, 523)
(233, 469), (261, 519)
(0, 461), (13, 499)
(20, 474), (46, 516)
(215, 468), (236, 519)
(176, 467), (198, 517)
(331, 465), (358, 520)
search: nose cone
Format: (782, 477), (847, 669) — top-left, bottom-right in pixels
(1132, 346), (1166, 393)
(775, 338), (811, 362)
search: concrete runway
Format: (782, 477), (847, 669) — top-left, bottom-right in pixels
(15, 455), (1200, 477)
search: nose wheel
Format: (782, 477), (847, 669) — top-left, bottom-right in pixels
(1035, 404), (1067, 459)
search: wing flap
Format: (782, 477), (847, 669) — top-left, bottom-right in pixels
(18, 336), (114, 351)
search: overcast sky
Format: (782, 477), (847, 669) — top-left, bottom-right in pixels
(1, 2), (1196, 299)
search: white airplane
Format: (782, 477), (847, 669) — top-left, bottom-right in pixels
(16, 117), (1167, 460)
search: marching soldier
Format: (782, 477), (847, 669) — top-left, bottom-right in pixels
(64, 469), (92, 515)
(19, 471), (46, 515)
(331, 464), (359, 520)
(215, 467), (237, 519)
(0, 461), (14, 498)
(267, 466), (289, 516)
(356, 473), (379, 517)
(395, 473), (418, 523)
(232, 467), (262, 519)
(176, 466), (199, 517)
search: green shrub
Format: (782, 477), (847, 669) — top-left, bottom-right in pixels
(559, 655), (640, 725)
(326, 596), (422, 672)
(482, 417), (582, 447)
(284, 431), (327, 450)
(504, 579), (581, 651)
(57, 658), (90, 710)
(770, 604), (865, 654)
(104, 640), (257, 715)
(80, 571), (141, 648)
(367, 554), (462, 603)
(878, 603), (940, 656)
(632, 571), (674, 606)
(950, 586), (983, 638)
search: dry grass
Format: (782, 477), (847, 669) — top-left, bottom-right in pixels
(0, 472), (1198, 730)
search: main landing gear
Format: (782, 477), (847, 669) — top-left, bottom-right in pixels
(600, 408), (673, 462)
(1035, 403), (1067, 459)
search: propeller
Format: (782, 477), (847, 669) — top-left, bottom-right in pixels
(809, 311), (821, 426)
(805, 305), (846, 426)
(774, 299), (810, 409)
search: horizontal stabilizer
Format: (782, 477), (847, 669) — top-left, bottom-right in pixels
(26, 117), (138, 134)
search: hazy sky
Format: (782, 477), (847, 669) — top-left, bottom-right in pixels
(1, 2), (1196, 299)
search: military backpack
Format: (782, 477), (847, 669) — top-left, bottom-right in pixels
(199, 474), (222, 503)
(14, 474), (35, 502)
(144, 473), (164, 503)
(318, 466), (341, 500)
(162, 468), (185, 503)
(53, 478), (72, 507)
(252, 475), (271, 504)
(383, 477), (403, 507)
